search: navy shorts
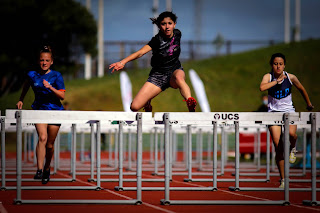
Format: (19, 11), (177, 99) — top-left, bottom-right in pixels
(147, 67), (184, 91)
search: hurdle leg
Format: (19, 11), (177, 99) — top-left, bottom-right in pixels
(136, 113), (142, 204)
(1, 117), (6, 190)
(108, 130), (112, 166)
(257, 128), (261, 171)
(302, 128), (307, 176)
(184, 125), (192, 182)
(80, 131), (85, 163)
(207, 132), (212, 164)
(266, 128), (270, 182)
(161, 113), (171, 205)
(127, 129), (132, 171)
(14, 111), (22, 204)
(160, 130), (164, 164)
(283, 113), (290, 205)
(212, 121), (217, 190)
(96, 121), (101, 190)
(221, 127), (225, 176)
(24, 131), (27, 163)
(114, 128), (118, 169)
(169, 125), (173, 180)
(149, 131), (154, 163)
(88, 124), (95, 182)
(115, 121), (124, 191)
(303, 113), (318, 206)
(71, 124), (76, 181)
(198, 129), (203, 171)
(152, 127), (158, 175)
(28, 132), (32, 162)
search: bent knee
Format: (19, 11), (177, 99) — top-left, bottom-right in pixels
(38, 135), (48, 144)
(290, 133), (297, 140)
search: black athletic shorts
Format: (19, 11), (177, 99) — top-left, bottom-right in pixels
(147, 66), (184, 91)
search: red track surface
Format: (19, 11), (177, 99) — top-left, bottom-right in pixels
(1, 152), (320, 213)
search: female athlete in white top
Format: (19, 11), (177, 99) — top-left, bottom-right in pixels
(260, 53), (314, 187)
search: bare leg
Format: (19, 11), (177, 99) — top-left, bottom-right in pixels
(289, 125), (297, 150)
(130, 82), (162, 112)
(44, 125), (60, 170)
(269, 125), (284, 179)
(35, 124), (48, 170)
(170, 69), (191, 100)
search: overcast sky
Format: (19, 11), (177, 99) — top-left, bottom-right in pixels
(77, 0), (320, 42)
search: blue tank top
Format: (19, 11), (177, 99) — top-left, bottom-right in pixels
(28, 70), (65, 110)
(268, 71), (292, 99)
(267, 71), (295, 112)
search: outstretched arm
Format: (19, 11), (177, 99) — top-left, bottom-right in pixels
(16, 80), (31, 109)
(259, 73), (287, 91)
(109, 45), (152, 73)
(289, 74), (314, 111)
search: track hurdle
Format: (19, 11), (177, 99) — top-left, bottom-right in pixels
(6, 109), (149, 205)
(156, 112), (300, 205)
(302, 112), (320, 206)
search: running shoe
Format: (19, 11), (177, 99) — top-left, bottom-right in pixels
(186, 97), (197, 112)
(143, 100), (152, 112)
(34, 169), (43, 179)
(289, 147), (297, 164)
(279, 179), (285, 188)
(42, 168), (50, 184)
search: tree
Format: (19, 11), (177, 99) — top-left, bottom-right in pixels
(0, 0), (97, 97)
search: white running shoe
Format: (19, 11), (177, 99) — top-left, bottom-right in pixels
(289, 147), (297, 164)
(279, 179), (285, 188)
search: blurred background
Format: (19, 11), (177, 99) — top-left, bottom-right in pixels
(0, 0), (319, 113)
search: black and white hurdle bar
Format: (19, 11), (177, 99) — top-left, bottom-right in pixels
(157, 112), (303, 205)
(7, 109), (148, 205)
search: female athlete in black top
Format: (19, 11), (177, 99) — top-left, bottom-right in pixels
(109, 11), (197, 112)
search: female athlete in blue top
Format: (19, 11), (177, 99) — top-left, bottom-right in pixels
(260, 53), (313, 188)
(16, 46), (65, 184)
(109, 11), (197, 112)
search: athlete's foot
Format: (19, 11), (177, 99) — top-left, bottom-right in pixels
(34, 169), (43, 179)
(42, 168), (50, 184)
(185, 97), (197, 112)
(143, 100), (152, 112)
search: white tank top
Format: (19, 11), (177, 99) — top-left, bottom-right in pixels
(267, 71), (295, 112)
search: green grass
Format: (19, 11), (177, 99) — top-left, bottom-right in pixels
(1, 39), (320, 114)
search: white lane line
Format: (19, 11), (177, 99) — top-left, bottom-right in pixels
(57, 172), (176, 213)
(0, 202), (8, 213)
(167, 176), (320, 211)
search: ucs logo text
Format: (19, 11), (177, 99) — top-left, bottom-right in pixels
(213, 113), (239, 120)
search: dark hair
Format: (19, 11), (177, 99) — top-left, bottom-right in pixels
(150, 11), (177, 27)
(40, 45), (53, 59)
(269, 53), (286, 66)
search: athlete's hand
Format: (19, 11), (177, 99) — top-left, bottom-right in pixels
(306, 104), (314, 111)
(43, 79), (52, 89)
(109, 61), (125, 73)
(276, 73), (287, 84)
(16, 101), (23, 109)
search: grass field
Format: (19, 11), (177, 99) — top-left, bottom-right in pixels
(1, 39), (319, 114)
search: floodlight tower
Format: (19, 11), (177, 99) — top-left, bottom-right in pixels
(284, 0), (290, 43)
(97, 0), (104, 77)
(84, 0), (92, 80)
(166, 0), (172, 11)
(194, 0), (203, 58)
(294, 0), (301, 42)
(153, 0), (159, 36)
